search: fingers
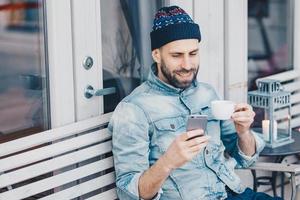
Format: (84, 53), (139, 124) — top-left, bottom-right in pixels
(189, 141), (208, 153)
(186, 135), (210, 147)
(179, 129), (204, 141)
(232, 103), (255, 119)
(232, 111), (255, 121)
(234, 118), (254, 124)
(173, 130), (210, 164)
(234, 103), (252, 112)
(231, 104), (255, 132)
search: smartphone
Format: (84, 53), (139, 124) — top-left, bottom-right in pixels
(186, 115), (208, 140)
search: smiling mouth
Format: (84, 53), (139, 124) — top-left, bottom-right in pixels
(176, 71), (193, 78)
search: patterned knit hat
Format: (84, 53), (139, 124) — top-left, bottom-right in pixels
(150, 6), (201, 50)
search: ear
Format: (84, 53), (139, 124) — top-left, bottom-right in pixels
(152, 49), (161, 64)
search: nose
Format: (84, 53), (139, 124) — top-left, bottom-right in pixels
(181, 55), (192, 70)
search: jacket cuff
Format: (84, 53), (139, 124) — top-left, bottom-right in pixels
(119, 172), (163, 200)
(236, 130), (265, 167)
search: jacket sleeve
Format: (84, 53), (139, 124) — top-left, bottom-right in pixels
(108, 101), (162, 200)
(220, 120), (265, 168)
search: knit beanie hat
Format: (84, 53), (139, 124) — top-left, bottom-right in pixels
(150, 6), (201, 50)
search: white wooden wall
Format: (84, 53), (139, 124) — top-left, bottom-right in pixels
(168, 0), (194, 18)
(224, 0), (248, 103)
(194, 0), (225, 99)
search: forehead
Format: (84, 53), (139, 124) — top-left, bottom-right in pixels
(162, 39), (199, 52)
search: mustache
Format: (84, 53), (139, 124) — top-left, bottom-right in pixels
(174, 68), (197, 74)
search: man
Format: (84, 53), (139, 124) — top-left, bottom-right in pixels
(109, 5), (281, 200)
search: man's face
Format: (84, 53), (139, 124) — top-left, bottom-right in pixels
(153, 39), (200, 89)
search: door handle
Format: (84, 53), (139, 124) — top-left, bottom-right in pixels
(84, 85), (116, 99)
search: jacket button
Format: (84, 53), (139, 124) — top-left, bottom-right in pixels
(205, 149), (209, 154)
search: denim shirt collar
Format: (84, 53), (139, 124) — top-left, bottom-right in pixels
(147, 63), (198, 94)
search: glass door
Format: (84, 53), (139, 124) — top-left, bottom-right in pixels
(0, 0), (50, 143)
(71, 0), (166, 119)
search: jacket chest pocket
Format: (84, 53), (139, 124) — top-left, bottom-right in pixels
(200, 106), (217, 121)
(154, 116), (185, 153)
(200, 106), (221, 140)
(154, 116), (205, 169)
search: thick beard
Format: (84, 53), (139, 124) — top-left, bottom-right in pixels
(160, 60), (198, 89)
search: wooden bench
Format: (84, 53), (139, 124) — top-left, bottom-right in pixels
(0, 113), (116, 200)
(256, 69), (300, 129)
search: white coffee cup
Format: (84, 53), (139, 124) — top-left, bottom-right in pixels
(211, 100), (235, 120)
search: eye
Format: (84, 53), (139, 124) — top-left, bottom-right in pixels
(190, 52), (198, 56)
(171, 54), (180, 58)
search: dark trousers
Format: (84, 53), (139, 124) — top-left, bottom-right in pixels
(226, 188), (283, 200)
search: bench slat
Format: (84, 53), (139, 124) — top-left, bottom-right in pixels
(258, 70), (300, 82)
(277, 117), (300, 129)
(250, 162), (300, 173)
(0, 157), (114, 200)
(86, 188), (118, 200)
(275, 104), (300, 119)
(279, 117), (300, 129)
(0, 141), (112, 188)
(0, 113), (112, 157)
(291, 93), (300, 104)
(0, 129), (110, 172)
(291, 117), (300, 129)
(40, 172), (115, 200)
(283, 81), (300, 93)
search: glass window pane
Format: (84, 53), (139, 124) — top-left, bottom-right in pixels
(248, 0), (294, 91)
(100, 0), (166, 113)
(0, 0), (49, 143)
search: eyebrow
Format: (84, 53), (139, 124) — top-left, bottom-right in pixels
(169, 48), (199, 54)
(190, 49), (199, 53)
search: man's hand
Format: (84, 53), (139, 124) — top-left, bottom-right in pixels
(161, 129), (210, 171)
(231, 103), (256, 156)
(231, 103), (255, 136)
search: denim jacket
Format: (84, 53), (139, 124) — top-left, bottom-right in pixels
(108, 64), (265, 200)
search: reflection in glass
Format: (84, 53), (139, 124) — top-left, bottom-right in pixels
(248, 0), (294, 91)
(0, 0), (49, 143)
(248, 0), (294, 130)
(101, 0), (166, 113)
